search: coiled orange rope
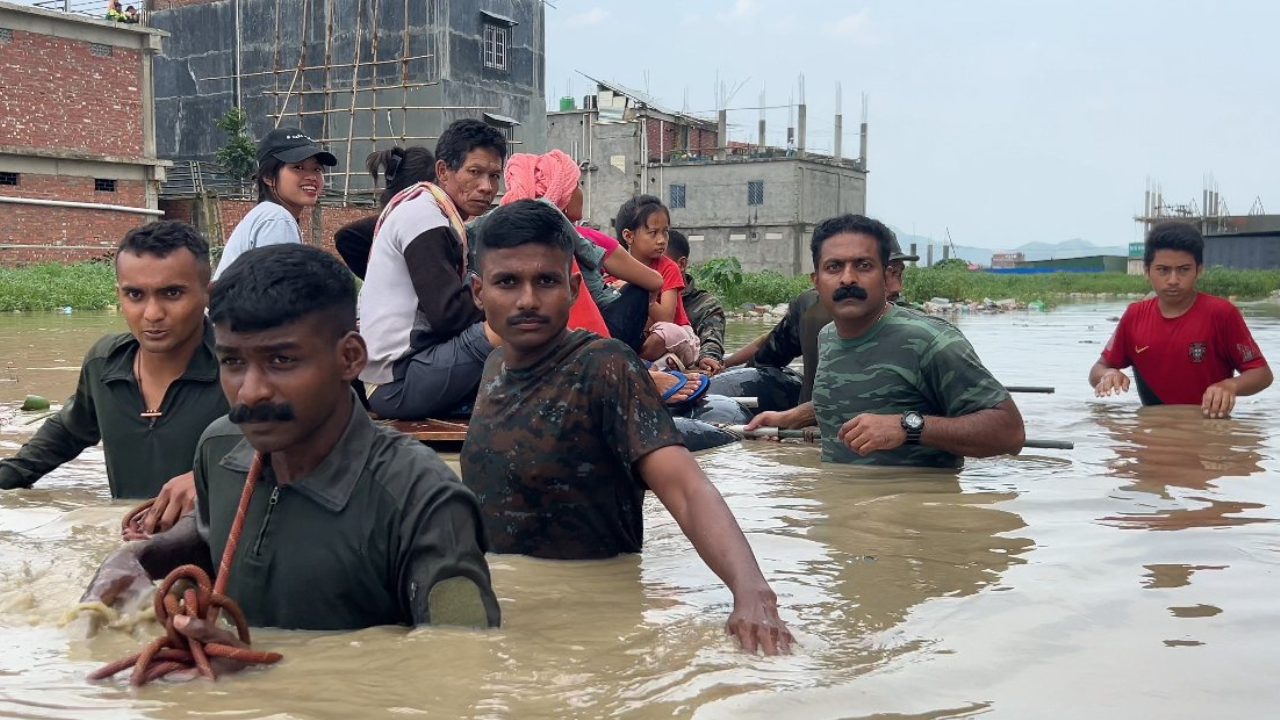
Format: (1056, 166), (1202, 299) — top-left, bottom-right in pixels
(90, 453), (284, 685)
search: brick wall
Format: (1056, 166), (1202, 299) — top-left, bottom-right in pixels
(158, 197), (376, 255)
(644, 118), (719, 162)
(0, 29), (143, 158)
(0, 174), (150, 264)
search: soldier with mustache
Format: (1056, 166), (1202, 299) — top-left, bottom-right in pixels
(747, 214), (1025, 468)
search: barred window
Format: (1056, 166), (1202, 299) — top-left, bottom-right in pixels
(0, 28), (13, 44)
(0, 172), (18, 186)
(95, 178), (118, 192)
(669, 184), (687, 209)
(90, 42), (113, 57)
(483, 24), (507, 70)
(747, 180), (764, 206)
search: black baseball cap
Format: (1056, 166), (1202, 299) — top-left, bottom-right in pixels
(888, 233), (919, 263)
(257, 127), (338, 166)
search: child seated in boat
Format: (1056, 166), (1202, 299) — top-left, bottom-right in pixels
(611, 195), (700, 368)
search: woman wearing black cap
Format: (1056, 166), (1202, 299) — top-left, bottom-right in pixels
(211, 127), (338, 281)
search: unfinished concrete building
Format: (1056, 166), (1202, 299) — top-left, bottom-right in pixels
(547, 79), (867, 275)
(149, 0), (546, 203)
(1135, 180), (1280, 271)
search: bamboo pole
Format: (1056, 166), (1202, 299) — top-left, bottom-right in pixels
(721, 426), (1074, 451)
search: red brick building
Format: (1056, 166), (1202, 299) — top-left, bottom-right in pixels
(0, 3), (167, 264)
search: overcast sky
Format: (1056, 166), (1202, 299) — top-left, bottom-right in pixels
(544, 0), (1279, 250)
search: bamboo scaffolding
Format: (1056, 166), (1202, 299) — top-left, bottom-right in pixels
(270, 106), (496, 117)
(205, 54), (436, 82)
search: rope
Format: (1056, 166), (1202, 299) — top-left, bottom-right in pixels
(121, 499), (153, 539)
(90, 453), (284, 686)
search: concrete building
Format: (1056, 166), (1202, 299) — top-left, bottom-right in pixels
(148, 0), (546, 202)
(547, 80), (867, 275)
(0, 1), (167, 263)
(1203, 230), (1280, 270)
(991, 252), (1024, 269)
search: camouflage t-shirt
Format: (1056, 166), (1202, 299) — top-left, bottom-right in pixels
(812, 304), (1009, 468)
(459, 330), (684, 559)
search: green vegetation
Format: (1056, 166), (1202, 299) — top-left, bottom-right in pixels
(0, 262), (117, 312)
(215, 107), (257, 182)
(690, 258), (810, 309)
(2, 260), (1278, 314)
(692, 260), (1280, 309)
(902, 266), (1280, 305)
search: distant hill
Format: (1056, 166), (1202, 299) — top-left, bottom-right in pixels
(889, 229), (1127, 267)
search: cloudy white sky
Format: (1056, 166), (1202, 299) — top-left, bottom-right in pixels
(544, 0), (1279, 250)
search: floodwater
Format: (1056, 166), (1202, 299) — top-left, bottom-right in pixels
(2, 303), (1279, 719)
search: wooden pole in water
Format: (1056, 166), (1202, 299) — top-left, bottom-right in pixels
(723, 426), (1073, 451)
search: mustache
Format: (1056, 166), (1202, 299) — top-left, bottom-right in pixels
(507, 313), (549, 326)
(832, 285), (869, 302)
(228, 402), (296, 424)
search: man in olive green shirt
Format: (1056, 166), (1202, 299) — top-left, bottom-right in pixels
(82, 244), (498, 633)
(0, 222), (227, 518)
(748, 214), (1025, 467)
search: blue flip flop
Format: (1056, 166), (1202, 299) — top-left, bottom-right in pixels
(655, 368), (710, 407)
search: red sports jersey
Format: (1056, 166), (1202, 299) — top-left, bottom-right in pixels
(1100, 293), (1267, 405)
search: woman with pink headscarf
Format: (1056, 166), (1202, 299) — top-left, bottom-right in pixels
(499, 150), (663, 350)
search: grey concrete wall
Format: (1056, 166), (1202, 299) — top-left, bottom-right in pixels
(441, 0), (545, 152)
(547, 110), (643, 233)
(1204, 234), (1280, 269)
(547, 111), (868, 274)
(151, 0), (543, 195)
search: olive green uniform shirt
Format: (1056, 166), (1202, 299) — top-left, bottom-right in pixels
(0, 323), (227, 498)
(194, 399), (501, 630)
(813, 304), (1009, 468)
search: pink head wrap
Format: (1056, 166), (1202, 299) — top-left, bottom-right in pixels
(501, 150), (581, 210)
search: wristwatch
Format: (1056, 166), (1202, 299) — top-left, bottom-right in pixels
(901, 411), (924, 445)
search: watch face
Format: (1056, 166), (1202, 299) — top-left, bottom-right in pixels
(904, 412), (924, 431)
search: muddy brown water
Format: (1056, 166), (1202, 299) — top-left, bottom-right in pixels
(2, 304), (1279, 718)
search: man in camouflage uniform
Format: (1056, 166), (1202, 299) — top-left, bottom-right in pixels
(712, 233), (919, 410)
(461, 199), (792, 655)
(665, 230), (727, 373)
(747, 214), (1025, 468)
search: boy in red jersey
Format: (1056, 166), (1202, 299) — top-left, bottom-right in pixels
(1090, 221), (1272, 416)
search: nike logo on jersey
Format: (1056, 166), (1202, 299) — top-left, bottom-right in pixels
(1135, 346), (1149, 354)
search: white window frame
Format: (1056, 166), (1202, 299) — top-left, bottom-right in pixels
(483, 23), (508, 70)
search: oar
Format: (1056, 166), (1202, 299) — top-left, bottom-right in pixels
(726, 391), (1054, 409)
(721, 425), (1073, 451)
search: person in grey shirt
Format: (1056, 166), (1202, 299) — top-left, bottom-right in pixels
(212, 128), (337, 281)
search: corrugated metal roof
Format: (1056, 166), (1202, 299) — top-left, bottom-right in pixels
(578, 72), (716, 127)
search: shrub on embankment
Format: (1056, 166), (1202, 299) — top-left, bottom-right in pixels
(689, 257), (1280, 309)
(2, 261), (1279, 313)
(901, 266), (1280, 305)
(0, 262), (118, 312)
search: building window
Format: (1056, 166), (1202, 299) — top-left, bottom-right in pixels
(483, 113), (519, 143)
(483, 23), (507, 70)
(95, 178), (118, 192)
(0, 28), (12, 44)
(90, 42), (113, 58)
(669, 184), (687, 209)
(0, 172), (18, 186)
(747, 180), (765, 206)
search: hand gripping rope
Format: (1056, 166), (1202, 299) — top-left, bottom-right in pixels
(90, 454), (284, 686)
